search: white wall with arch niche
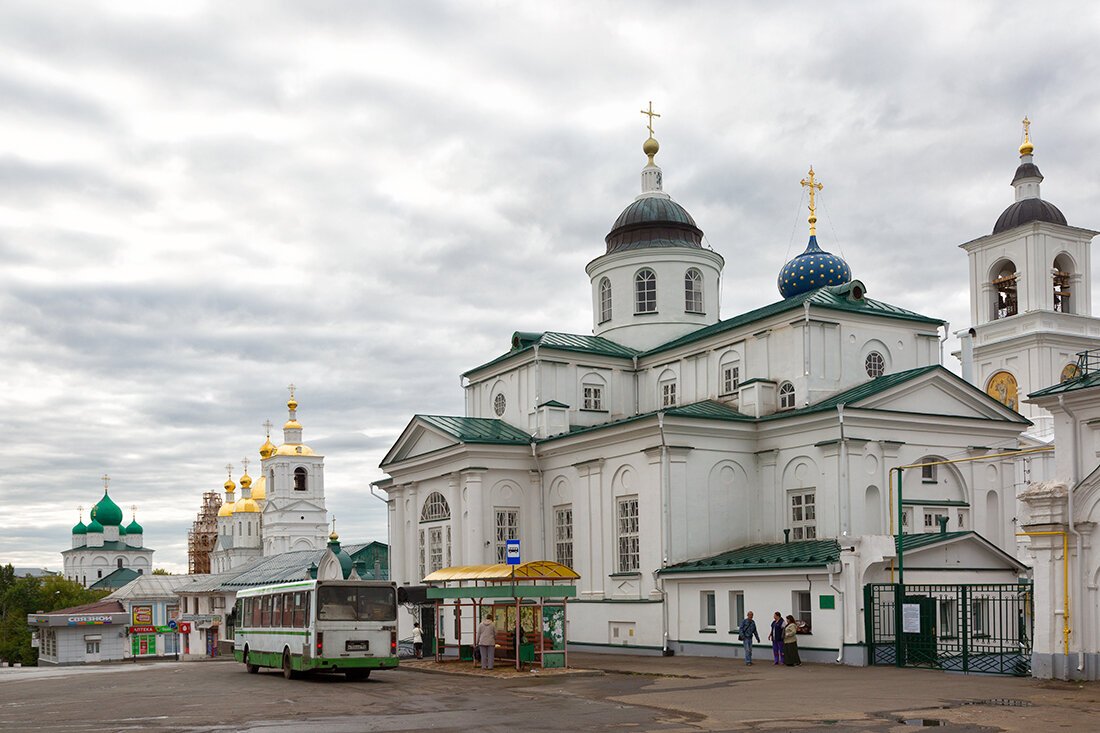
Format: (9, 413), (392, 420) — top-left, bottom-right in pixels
(704, 461), (748, 557)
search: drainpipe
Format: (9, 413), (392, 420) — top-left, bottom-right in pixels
(1058, 394), (1085, 674)
(632, 355), (640, 416)
(534, 344), (541, 406)
(828, 561), (844, 664)
(939, 322), (949, 366)
(837, 404), (849, 538)
(803, 301), (811, 381)
(530, 442), (546, 557)
(657, 411), (671, 655)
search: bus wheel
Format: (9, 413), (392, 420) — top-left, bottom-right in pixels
(282, 650), (296, 680)
(345, 669), (370, 681)
(244, 649), (259, 674)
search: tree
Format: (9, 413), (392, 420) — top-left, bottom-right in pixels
(0, 565), (107, 665)
(151, 568), (172, 575)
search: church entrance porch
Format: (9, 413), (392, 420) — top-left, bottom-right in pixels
(865, 582), (1033, 676)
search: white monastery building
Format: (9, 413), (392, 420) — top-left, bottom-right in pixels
(64, 476), (153, 587)
(378, 114), (1100, 677)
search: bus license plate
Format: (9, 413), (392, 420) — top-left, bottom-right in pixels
(346, 640), (369, 652)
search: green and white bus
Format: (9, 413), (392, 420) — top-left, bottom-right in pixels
(233, 579), (399, 680)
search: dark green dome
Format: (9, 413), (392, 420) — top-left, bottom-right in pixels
(72, 521), (87, 535)
(91, 490), (124, 526)
(605, 196), (704, 254)
(118, 524), (127, 536)
(126, 519), (143, 534)
(86, 518), (104, 533)
(327, 537), (354, 579)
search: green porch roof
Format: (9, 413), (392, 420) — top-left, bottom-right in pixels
(644, 282), (943, 358)
(464, 331), (638, 377)
(89, 567), (140, 590)
(896, 530), (972, 552)
(416, 415), (532, 444)
(1028, 370), (1100, 398)
(660, 539), (841, 574)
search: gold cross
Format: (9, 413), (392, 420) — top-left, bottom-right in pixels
(241, 457), (250, 474)
(78, 505), (84, 521)
(101, 474), (110, 490)
(331, 517), (337, 534)
(225, 463), (234, 479)
(287, 383), (296, 400)
(1022, 115), (1031, 143)
(640, 101), (660, 137)
(263, 419), (273, 438)
(130, 504), (137, 520)
(800, 166), (824, 235)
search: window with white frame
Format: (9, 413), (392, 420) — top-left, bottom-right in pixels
(865, 351), (885, 378)
(958, 509), (968, 528)
(924, 510), (948, 530)
(554, 505), (573, 569)
(428, 526), (444, 573)
(660, 379), (677, 408)
(582, 384), (604, 411)
(421, 492), (451, 522)
(86, 641), (100, 655)
(494, 508), (520, 563)
(700, 590), (716, 630)
(684, 268), (704, 313)
(793, 590), (812, 632)
(418, 529), (426, 580)
(728, 591), (745, 632)
(939, 598), (957, 638)
(778, 381), (796, 409)
(790, 490), (816, 539)
(599, 277), (612, 323)
(901, 508), (912, 532)
(921, 461), (937, 483)
(635, 269), (657, 313)
(721, 361), (740, 395)
(973, 598), (990, 636)
(616, 496), (640, 573)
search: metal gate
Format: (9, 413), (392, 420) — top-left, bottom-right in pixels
(865, 582), (1032, 676)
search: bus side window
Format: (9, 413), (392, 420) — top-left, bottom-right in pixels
(273, 594), (283, 627)
(303, 593), (311, 626)
(261, 595), (271, 627)
(292, 593), (304, 627)
(283, 593), (293, 627)
(251, 598), (261, 627)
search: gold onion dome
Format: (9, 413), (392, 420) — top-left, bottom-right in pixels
(287, 396), (298, 411)
(240, 473), (252, 489)
(217, 501), (235, 517)
(259, 437), (277, 459)
(329, 531), (339, 541)
(283, 419), (302, 430)
(224, 477), (236, 491)
(1019, 139), (1034, 156)
(236, 498), (260, 513)
(642, 136), (659, 158)
(251, 475), (266, 500)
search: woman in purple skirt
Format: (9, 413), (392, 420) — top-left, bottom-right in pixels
(768, 612), (785, 665)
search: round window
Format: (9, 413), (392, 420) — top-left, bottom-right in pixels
(493, 393), (506, 416)
(865, 351), (885, 378)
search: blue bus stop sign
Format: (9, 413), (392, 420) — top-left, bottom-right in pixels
(505, 539), (521, 565)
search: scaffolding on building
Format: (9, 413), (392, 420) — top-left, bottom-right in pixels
(188, 491), (222, 574)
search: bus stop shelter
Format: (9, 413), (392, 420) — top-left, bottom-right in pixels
(423, 561), (578, 670)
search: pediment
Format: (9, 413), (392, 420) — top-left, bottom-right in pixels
(905, 532), (1027, 572)
(854, 370), (1027, 423)
(263, 498), (325, 515)
(382, 419), (461, 466)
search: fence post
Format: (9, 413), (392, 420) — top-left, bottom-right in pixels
(961, 585), (969, 674)
(863, 584), (874, 663)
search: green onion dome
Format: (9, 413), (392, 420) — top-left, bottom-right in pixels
(91, 490), (124, 526)
(86, 518), (104, 533)
(118, 524), (127, 536)
(126, 519), (143, 535)
(72, 521), (87, 535)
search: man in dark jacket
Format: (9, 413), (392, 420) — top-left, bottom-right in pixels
(738, 611), (761, 665)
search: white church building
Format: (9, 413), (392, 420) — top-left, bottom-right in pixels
(378, 117), (1098, 674)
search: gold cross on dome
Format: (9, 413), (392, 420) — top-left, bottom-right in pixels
(78, 505), (84, 521)
(287, 383), (296, 400)
(640, 101), (660, 137)
(130, 504), (137, 519)
(101, 474), (110, 490)
(1022, 115), (1031, 143)
(263, 419), (273, 438)
(241, 457), (250, 474)
(331, 517), (337, 534)
(225, 463), (234, 479)
(800, 166), (824, 236)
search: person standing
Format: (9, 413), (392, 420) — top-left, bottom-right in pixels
(768, 612), (785, 665)
(412, 622), (424, 659)
(477, 614), (497, 670)
(783, 614), (802, 666)
(738, 611), (760, 665)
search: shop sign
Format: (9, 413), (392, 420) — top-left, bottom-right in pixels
(67, 615), (114, 626)
(128, 625), (177, 634)
(132, 605), (153, 625)
(181, 613), (221, 625)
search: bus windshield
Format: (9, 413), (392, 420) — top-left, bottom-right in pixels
(317, 585), (397, 622)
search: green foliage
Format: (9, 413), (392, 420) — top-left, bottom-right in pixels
(0, 564), (108, 665)
(151, 568), (172, 575)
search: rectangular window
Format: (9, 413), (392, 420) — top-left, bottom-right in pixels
(661, 381), (677, 408)
(428, 526), (444, 573)
(445, 524), (452, 568)
(272, 594), (283, 627)
(582, 384), (604, 411)
(721, 365), (740, 395)
(793, 590), (812, 632)
(789, 491), (816, 540)
(260, 595), (272, 627)
(418, 529), (426, 580)
(616, 496), (640, 573)
(554, 505), (574, 569)
(973, 598), (990, 636)
(921, 462), (937, 483)
(86, 641), (100, 654)
(700, 591), (716, 630)
(924, 510), (947, 530)
(729, 591), (745, 632)
(495, 508), (520, 563)
(251, 597), (261, 627)
(938, 598), (957, 638)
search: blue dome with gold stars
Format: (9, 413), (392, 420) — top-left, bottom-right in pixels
(777, 235), (851, 298)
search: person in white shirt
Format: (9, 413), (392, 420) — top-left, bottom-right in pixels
(412, 622), (424, 659)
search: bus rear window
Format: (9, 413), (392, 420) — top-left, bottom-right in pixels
(318, 586), (396, 622)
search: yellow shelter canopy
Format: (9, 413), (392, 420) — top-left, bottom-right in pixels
(423, 561), (579, 583)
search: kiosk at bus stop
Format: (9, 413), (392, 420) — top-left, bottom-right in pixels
(422, 560), (578, 670)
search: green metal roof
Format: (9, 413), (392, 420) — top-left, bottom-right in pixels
(660, 539), (841, 574)
(416, 415), (532, 444)
(644, 282), (943, 357)
(896, 530), (972, 552)
(89, 567), (139, 590)
(760, 365), (941, 421)
(665, 400), (754, 421)
(464, 331), (638, 377)
(61, 540), (152, 554)
(1028, 370), (1100, 398)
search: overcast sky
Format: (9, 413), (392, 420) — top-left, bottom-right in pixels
(4, 1), (1100, 573)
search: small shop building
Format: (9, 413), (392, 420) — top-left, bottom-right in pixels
(105, 575), (202, 660)
(28, 599), (130, 666)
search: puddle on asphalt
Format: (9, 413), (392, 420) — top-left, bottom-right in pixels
(899, 720), (944, 727)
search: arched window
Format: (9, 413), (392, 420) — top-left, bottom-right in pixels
(635, 269), (657, 313)
(117, 558), (123, 569)
(1053, 253), (1074, 313)
(991, 260), (1018, 319)
(865, 351), (885, 378)
(598, 277), (612, 323)
(778, 381), (796, 410)
(719, 353), (741, 396)
(293, 467), (307, 491)
(684, 269), (704, 313)
(420, 492), (451, 522)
